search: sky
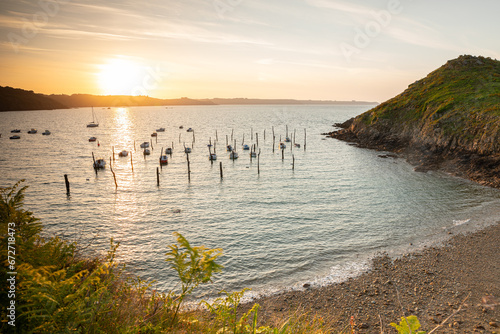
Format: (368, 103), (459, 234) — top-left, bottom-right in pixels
(0, 0), (499, 102)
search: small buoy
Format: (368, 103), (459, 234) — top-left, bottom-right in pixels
(86, 178), (90, 181)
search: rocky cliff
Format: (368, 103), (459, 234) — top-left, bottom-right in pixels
(328, 55), (500, 188)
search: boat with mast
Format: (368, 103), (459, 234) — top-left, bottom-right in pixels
(87, 107), (99, 128)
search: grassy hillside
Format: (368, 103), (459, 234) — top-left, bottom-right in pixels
(348, 55), (500, 155)
(0, 86), (67, 112)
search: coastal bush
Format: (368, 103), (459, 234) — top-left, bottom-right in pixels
(390, 315), (426, 334)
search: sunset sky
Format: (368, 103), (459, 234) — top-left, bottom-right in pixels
(0, 0), (498, 102)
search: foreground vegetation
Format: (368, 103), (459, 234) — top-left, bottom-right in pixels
(1, 181), (430, 333)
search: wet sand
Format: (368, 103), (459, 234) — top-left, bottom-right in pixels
(240, 223), (500, 333)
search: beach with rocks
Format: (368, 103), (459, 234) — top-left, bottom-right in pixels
(241, 223), (499, 333)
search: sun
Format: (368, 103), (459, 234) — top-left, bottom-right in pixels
(97, 58), (144, 95)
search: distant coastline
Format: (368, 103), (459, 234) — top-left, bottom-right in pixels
(0, 86), (378, 112)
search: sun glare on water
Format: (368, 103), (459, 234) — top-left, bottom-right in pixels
(97, 58), (145, 96)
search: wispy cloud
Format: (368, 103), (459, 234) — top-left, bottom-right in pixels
(305, 0), (373, 16)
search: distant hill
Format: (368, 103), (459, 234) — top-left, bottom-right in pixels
(0, 86), (377, 111)
(200, 98), (377, 105)
(0, 86), (68, 111)
(328, 55), (500, 188)
(48, 94), (214, 108)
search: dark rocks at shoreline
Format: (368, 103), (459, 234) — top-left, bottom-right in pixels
(240, 224), (500, 333)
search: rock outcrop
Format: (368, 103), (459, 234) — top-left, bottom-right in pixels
(328, 55), (500, 188)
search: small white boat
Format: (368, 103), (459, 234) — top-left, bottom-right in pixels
(165, 147), (173, 154)
(285, 137), (291, 142)
(28, 128), (37, 134)
(156, 128), (165, 132)
(186, 128), (193, 132)
(179, 125), (184, 129)
(42, 130), (51, 135)
(279, 142), (286, 149)
(159, 155), (169, 164)
(93, 159), (106, 169)
(89, 137), (97, 142)
(227, 145), (233, 152)
(140, 142), (150, 148)
(230, 151), (239, 160)
(209, 153), (217, 161)
(9, 135), (20, 140)
(184, 147), (192, 154)
(143, 148), (151, 155)
(151, 132), (157, 137)
(119, 150), (128, 157)
(242, 144), (250, 150)
(87, 107), (99, 127)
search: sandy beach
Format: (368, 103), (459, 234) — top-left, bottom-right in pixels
(240, 223), (500, 333)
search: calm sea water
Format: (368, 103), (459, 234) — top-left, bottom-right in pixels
(1, 105), (499, 301)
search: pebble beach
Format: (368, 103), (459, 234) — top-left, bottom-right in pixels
(241, 223), (500, 333)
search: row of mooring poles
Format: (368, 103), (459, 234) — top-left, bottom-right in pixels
(79, 126), (306, 193)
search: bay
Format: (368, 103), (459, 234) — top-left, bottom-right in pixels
(1, 104), (499, 300)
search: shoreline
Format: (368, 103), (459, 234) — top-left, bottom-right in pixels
(326, 120), (500, 190)
(240, 223), (500, 333)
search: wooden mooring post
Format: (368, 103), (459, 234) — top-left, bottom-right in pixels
(219, 161), (223, 179)
(92, 152), (97, 175)
(64, 174), (70, 195)
(292, 155), (295, 170)
(112, 146), (115, 161)
(186, 153), (191, 182)
(257, 149), (261, 175)
(130, 151), (134, 172)
(109, 157), (118, 189)
(156, 167), (160, 186)
(304, 128), (307, 151)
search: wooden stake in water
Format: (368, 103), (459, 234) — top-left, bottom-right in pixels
(220, 161), (223, 179)
(251, 128), (253, 140)
(64, 174), (70, 195)
(150, 139), (154, 150)
(216, 130), (218, 142)
(257, 149), (261, 175)
(130, 151), (134, 172)
(156, 167), (160, 186)
(256, 133), (259, 147)
(282, 147), (284, 160)
(134, 140), (136, 152)
(231, 129), (234, 142)
(273, 135), (275, 153)
(109, 157), (118, 189)
(179, 133), (181, 143)
(304, 128), (307, 151)
(186, 153), (191, 182)
(292, 155), (295, 170)
(286, 125), (288, 138)
(264, 129), (266, 141)
(226, 135), (228, 146)
(112, 146), (115, 161)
